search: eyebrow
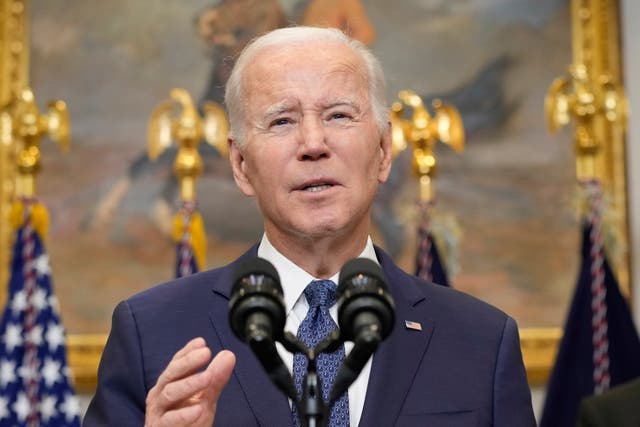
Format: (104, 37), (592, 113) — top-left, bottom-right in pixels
(263, 101), (297, 121)
(323, 98), (361, 111)
(261, 98), (363, 122)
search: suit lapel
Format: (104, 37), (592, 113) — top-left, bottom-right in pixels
(209, 247), (293, 427)
(358, 248), (436, 426)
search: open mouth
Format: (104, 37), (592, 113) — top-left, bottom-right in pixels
(295, 179), (338, 193)
(302, 183), (334, 192)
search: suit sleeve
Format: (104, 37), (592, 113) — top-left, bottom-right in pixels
(83, 301), (147, 427)
(576, 399), (602, 427)
(493, 316), (536, 427)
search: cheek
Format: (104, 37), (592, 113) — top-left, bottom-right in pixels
(248, 158), (284, 194)
(361, 146), (382, 175)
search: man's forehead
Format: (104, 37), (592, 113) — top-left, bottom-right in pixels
(245, 50), (367, 95)
(238, 41), (370, 118)
(245, 40), (366, 79)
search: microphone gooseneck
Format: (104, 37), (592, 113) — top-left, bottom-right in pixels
(332, 257), (395, 401)
(228, 257), (297, 399)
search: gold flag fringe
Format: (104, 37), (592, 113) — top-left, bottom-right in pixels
(9, 200), (49, 242)
(172, 210), (206, 271)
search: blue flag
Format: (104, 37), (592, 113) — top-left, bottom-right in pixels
(539, 223), (640, 427)
(175, 242), (199, 278)
(0, 219), (81, 426)
(415, 227), (450, 287)
(174, 201), (204, 278)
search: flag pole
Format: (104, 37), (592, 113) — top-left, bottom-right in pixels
(0, 86), (81, 425)
(545, 0), (629, 292)
(540, 2), (638, 424)
(390, 90), (464, 285)
(147, 89), (228, 277)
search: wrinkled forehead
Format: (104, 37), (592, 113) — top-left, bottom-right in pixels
(241, 41), (369, 98)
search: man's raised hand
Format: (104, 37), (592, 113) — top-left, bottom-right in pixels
(144, 338), (235, 427)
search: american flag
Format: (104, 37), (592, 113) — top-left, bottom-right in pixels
(175, 201), (199, 278)
(414, 203), (450, 287)
(175, 241), (198, 278)
(0, 205), (81, 426)
(540, 181), (640, 427)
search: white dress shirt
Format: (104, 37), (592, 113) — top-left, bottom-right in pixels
(257, 234), (377, 427)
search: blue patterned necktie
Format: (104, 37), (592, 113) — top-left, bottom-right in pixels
(291, 280), (350, 426)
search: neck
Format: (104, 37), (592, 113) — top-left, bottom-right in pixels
(265, 225), (370, 279)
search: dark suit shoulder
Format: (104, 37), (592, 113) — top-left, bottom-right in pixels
(416, 280), (512, 348)
(379, 247), (511, 329)
(371, 247), (534, 426)
(127, 266), (227, 309)
(425, 277), (507, 317)
(125, 245), (258, 314)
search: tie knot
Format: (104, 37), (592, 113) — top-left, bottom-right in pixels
(304, 280), (337, 308)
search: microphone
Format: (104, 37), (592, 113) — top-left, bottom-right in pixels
(229, 257), (285, 343)
(229, 257), (296, 399)
(337, 258), (395, 344)
(331, 258), (395, 400)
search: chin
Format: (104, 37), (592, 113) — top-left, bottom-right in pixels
(291, 218), (344, 239)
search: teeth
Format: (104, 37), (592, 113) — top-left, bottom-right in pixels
(304, 184), (331, 192)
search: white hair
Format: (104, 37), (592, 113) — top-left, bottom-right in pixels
(224, 26), (388, 146)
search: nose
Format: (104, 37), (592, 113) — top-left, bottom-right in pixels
(297, 117), (329, 161)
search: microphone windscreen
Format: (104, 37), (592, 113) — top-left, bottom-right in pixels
(338, 258), (387, 291)
(232, 257), (280, 288)
(229, 257), (285, 342)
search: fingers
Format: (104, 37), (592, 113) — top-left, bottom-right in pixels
(168, 337), (207, 365)
(155, 338), (211, 390)
(146, 339), (236, 427)
(157, 403), (205, 427)
(202, 350), (236, 404)
(158, 351), (237, 427)
(154, 360), (215, 408)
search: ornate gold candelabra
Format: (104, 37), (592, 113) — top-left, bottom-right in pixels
(147, 88), (228, 202)
(148, 89), (229, 274)
(390, 90), (465, 202)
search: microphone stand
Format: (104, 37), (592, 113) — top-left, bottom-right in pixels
(278, 329), (375, 427)
(236, 304), (365, 427)
(231, 258), (391, 427)
(279, 332), (330, 427)
(329, 322), (381, 404)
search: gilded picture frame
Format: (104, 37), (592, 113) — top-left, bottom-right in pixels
(0, 0), (630, 392)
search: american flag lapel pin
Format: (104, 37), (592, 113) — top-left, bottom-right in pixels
(404, 320), (422, 331)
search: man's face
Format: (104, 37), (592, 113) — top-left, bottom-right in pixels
(229, 41), (392, 244)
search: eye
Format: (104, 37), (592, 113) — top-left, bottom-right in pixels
(270, 118), (292, 127)
(328, 112), (353, 121)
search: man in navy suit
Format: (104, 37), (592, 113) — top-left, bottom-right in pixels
(84, 26), (535, 426)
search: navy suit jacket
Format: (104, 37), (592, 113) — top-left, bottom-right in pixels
(84, 246), (535, 426)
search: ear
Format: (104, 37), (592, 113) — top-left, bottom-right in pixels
(377, 122), (393, 184)
(228, 138), (256, 197)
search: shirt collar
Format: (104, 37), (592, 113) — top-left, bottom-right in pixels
(257, 234), (378, 315)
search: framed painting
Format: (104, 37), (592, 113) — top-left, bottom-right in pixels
(0, 0), (630, 390)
